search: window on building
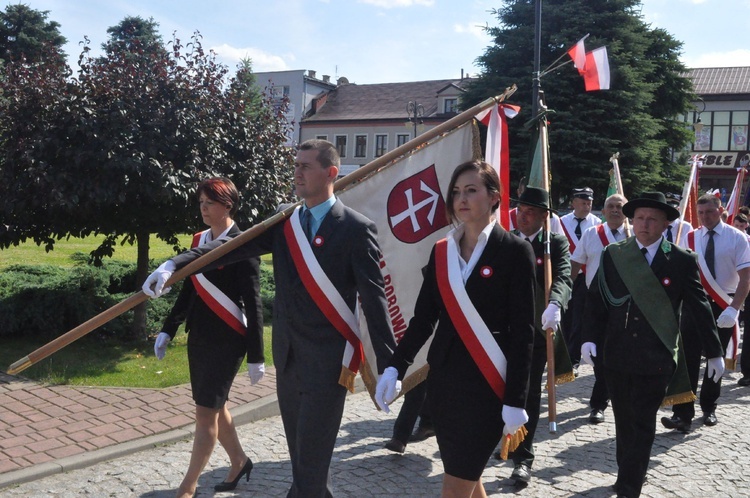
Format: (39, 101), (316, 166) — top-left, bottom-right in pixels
(335, 135), (347, 158)
(397, 134), (410, 147)
(731, 112), (748, 151)
(316, 135), (328, 141)
(444, 98), (458, 114)
(355, 135), (367, 157)
(693, 111), (711, 152)
(375, 134), (388, 157)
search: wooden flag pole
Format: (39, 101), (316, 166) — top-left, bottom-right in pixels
(609, 152), (631, 237)
(8, 86), (518, 376)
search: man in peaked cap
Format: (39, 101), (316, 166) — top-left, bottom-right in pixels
(503, 186), (573, 485)
(560, 187), (601, 373)
(580, 192), (723, 498)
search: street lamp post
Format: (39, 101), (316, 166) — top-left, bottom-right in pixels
(406, 101), (424, 138)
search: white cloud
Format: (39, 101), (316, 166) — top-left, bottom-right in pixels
(210, 44), (291, 71)
(684, 49), (750, 68)
(454, 22), (490, 39)
(358, 0), (435, 8)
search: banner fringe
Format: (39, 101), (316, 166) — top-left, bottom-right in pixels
(338, 366), (357, 393)
(499, 425), (528, 460)
(661, 390), (696, 408)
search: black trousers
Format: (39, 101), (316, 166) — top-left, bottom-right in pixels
(606, 367), (672, 498)
(673, 301), (732, 421)
(511, 344), (546, 468)
(391, 380), (432, 444)
(563, 273), (587, 364)
(590, 354), (610, 411)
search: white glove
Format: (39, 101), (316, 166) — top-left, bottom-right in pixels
(706, 356), (725, 382)
(247, 363), (265, 385)
(154, 332), (171, 359)
(716, 306), (739, 328)
(502, 405), (529, 435)
(541, 302), (561, 331)
(374, 366), (401, 413)
(581, 342), (597, 367)
(142, 260), (176, 297)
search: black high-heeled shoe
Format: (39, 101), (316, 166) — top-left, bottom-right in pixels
(214, 457), (253, 491)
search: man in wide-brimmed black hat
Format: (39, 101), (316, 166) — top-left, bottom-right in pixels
(560, 187), (602, 374)
(580, 191), (724, 498)
(500, 186), (573, 485)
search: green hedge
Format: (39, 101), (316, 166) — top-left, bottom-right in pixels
(0, 254), (274, 340)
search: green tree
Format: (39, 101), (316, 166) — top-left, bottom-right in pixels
(463, 0), (694, 206)
(0, 3), (66, 63)
(0, 20), (293, 340)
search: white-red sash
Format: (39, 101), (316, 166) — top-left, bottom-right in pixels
(561, 219), (585, 274)
(283, 206), (363, 376)
(596, 224), (617, 247)
(190, 229), (247, 336)
(687, 230), (738, 363)
(435, 237), (508, 400)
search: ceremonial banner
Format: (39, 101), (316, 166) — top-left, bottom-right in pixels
(337, 121), (479, 394)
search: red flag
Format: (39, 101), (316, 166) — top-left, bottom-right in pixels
(583, 47), (610, 91)
(725, 167), (747, 225)
(476, 104), (521, 229)
(567, 37), (587, 76)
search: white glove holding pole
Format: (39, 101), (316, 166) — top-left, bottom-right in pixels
(541, 302), (561, 331)
(374, 366), (401, 413)
(142, 260), (176, 298)
(716, 306), (739, 328)
(502, 405), (529, 435)
(706, 356), (725, 382)
(581, 342), (597, 367)
(154, 332), (171, 360)
(247, 363), (265, 385)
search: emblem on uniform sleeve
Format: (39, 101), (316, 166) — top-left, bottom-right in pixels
(480, 266), (493, 277)
(387, 165), (449, 243)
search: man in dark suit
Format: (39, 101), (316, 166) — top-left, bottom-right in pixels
(506, 187), (573, 485)
(143, 139), (396, 498)
(580, 192), (724, 498)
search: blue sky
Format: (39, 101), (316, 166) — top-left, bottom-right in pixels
(21, 0), (750, 84)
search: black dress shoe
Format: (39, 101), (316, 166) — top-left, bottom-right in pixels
(738, 376), (750, 386)
(214, 458), (253, 491)
(572, 363), (580, 378)
(661, 415), (691, 433)
(510, 463), (531, 484)
(588, 409), (605, 424)
(384, 438), (406, 453)
(703, 411), (718, 426)
(408, 426), (436, 442)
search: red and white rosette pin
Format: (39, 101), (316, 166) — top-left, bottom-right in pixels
(662, 277), (671, 287)
(313, 235), (324, 247)
(536, 257), (543, 266)
(480, 266), (493, 278)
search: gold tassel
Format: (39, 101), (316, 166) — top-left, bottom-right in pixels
(555, 372), (576, 385)
(661, 391), (697, 408)
(338, 366), (356, 393)
(498, 425), (528, 460)
(725, 358), (737, 371)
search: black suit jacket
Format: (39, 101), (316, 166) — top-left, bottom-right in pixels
(390, 224), (536, 409)
(582, 238), (722, 376)
(171, 199), (396, 376)
(161, 224), (264, 362)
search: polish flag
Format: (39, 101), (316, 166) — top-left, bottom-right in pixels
(583, 47), (610, 91)
(567, 38), (587, 75)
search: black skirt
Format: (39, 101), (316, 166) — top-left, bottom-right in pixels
(187, 326), (245, 409)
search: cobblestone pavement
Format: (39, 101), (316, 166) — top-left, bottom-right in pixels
(2, 365), (749, 497)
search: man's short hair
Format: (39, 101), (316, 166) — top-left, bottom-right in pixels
(697, 193), (722, 208)
(298, 139), (341, 168)
(604, 193), (627, 206)
(735, 213), (749, 224)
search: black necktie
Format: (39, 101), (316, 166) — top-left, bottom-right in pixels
(300, 208), (312, 241)
(525, 237), (532, 243)
(706, 229), (716, 279)
(574, 217), (584, 238)
(641, 246), (649, 265)
(611, 227), (619, 240)
(666, 225), (673, 243)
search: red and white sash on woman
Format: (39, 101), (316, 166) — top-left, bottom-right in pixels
(190, 228), (247, 336)
(687, 230), (738, 366)
(283, 206), (363, 392)
(434, 237), (508, 400)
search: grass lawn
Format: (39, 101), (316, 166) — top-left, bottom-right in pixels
(1, 234), (274, 388)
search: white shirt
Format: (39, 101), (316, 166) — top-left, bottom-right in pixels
(560, 212), (602, 247)
(663, 218), (692, 248)
(571, 223), (627, 287)
(447, 220), (496, 284)
(693, 221), (750, 294)
(636, 237), (663, 266)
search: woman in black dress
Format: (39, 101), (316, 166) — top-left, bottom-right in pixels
(154, 177), (264, 497)
(376, 160), (536, 497)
